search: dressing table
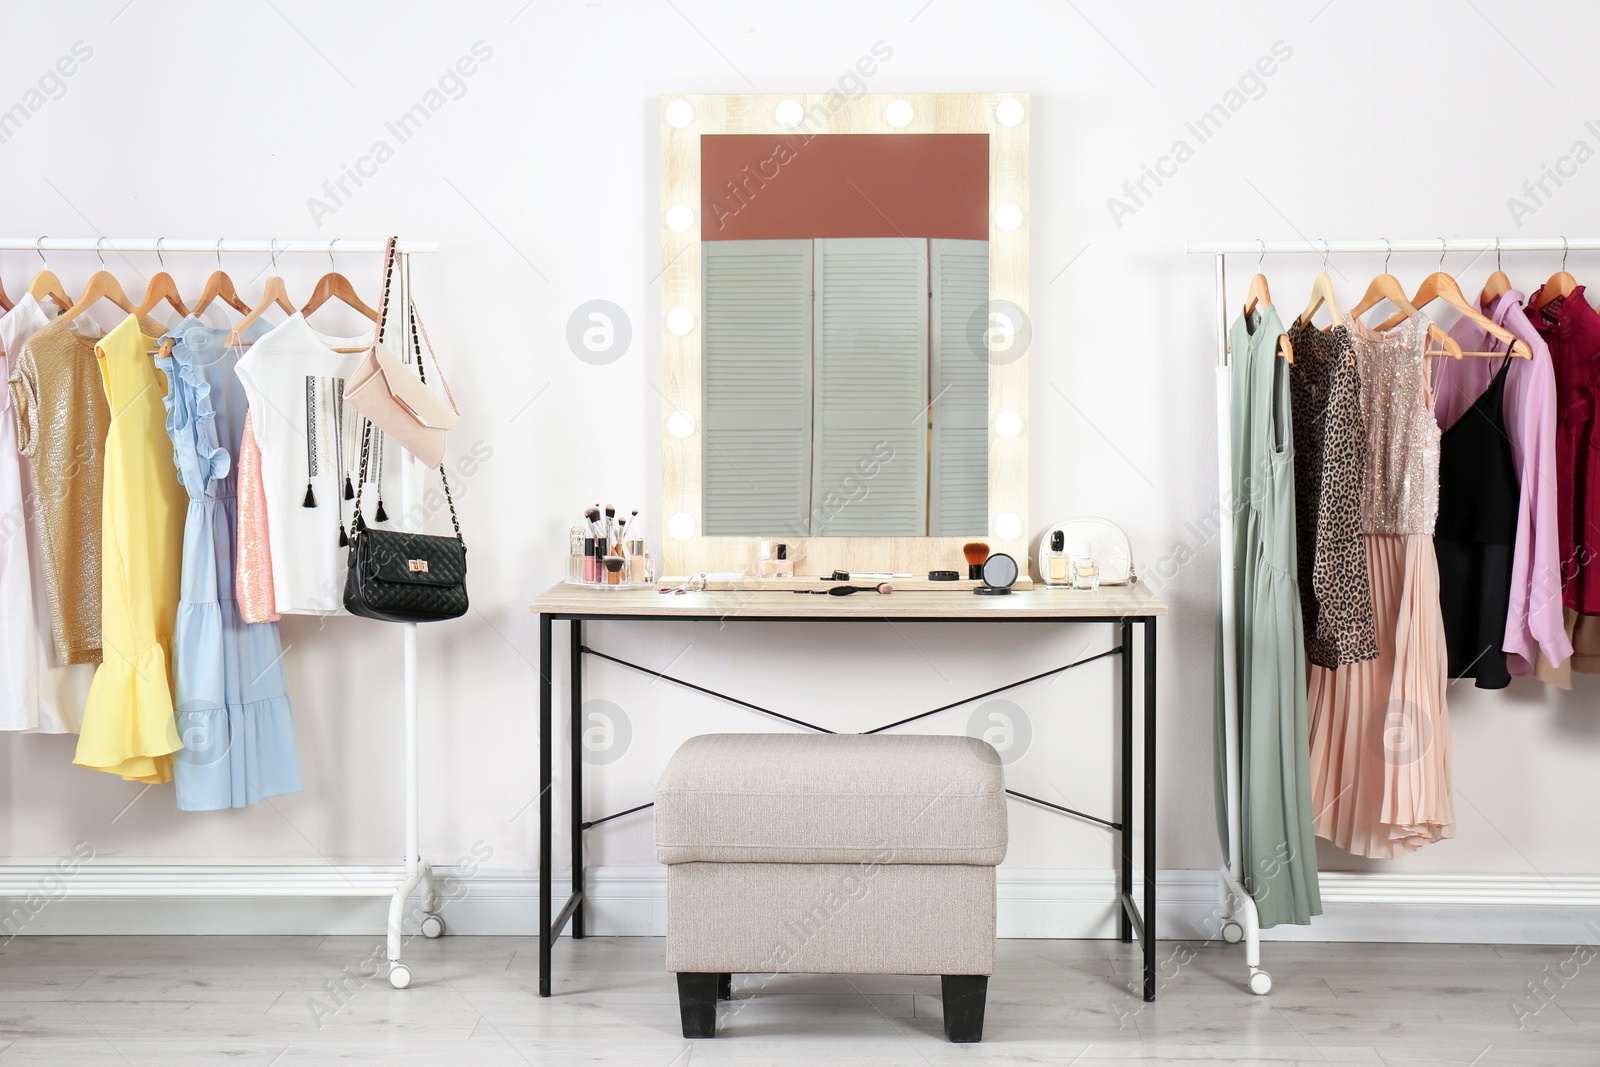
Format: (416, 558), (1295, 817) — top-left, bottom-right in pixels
(532, 581), (1167, 1002)
(536, 91), (1170, 1004)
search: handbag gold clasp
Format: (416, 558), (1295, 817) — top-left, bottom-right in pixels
(408, 559), (430, 573)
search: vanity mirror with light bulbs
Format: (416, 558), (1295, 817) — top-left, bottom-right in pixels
(658, 92), (1030, 580)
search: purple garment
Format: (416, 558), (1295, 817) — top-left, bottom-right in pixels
(1436, 290), (1571, 675)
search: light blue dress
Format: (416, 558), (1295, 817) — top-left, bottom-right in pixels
(158, 318), (300, 810)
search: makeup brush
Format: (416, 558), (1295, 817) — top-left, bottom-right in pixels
(584, 505), (602, 539)
(963, 542), (990, 581)
(604, 503), (616, 551)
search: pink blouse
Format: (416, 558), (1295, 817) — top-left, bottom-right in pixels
(1437, 291), (1571, 678)
(236, 411), (280, 623)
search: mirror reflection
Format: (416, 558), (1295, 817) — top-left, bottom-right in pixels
(699, 132), (990, 537)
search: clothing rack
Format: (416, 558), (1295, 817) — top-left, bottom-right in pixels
(1185, 235), (1598, 998)
(0, 235), (440, 990)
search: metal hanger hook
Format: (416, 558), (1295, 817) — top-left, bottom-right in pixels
(35, 237), (46, 266)
(1438, 238), (1447, 272)
(1256, 239), (1265, 274)
(1384, 238), (1393, 274)
(1563, 236), (1570, 272)
(155, 236), (167, 272)
(1495, 236), (1502, 272)
(1319, 238), (1329, 272)
(328, 238), (341, 273)
(269, 237), (280, 272)
(215, 238), (224, 270)
(96, 236), (108, 269)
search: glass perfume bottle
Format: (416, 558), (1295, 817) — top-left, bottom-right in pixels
(568, 526), (585, 582)
(757, 540), (775, 579)
(1045, 529), (1069, 584)
(1070, 541), (1100, 592)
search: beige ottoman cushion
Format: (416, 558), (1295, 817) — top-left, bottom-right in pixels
(655, 733), (1007, 866)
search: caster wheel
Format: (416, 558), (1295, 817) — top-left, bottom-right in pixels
(389, 963), (412, 989)
(1248, 968), (1272, 996)
(421, 914), (445, 939)
(1221, 921), (1244, 944)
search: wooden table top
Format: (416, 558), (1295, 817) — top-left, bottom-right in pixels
(530, 581), (1167, 619)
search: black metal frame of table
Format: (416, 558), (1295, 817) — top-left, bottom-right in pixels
(534, 607), (1160, 1002)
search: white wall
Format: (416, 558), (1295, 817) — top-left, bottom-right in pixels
(2, 0), (1598, 908)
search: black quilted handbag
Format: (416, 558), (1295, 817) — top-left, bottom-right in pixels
(342, 244), (468, 623)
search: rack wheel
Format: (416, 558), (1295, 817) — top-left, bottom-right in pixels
(1247, 967), (1272, 996)
(1221, 921), (1244, 944)
(421, 914), (445, 939)
(389, 963), (412, 989)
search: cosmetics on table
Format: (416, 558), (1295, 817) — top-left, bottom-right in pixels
(963, 542), (990, 581)
(774, 544), (793, 578)
(566, 503), (653, 586)
(1043, 529), (1069, 586)
(757, 540), (775, 579)
(1070, 542), (1100, 591)
(974, 552), (1018, 595)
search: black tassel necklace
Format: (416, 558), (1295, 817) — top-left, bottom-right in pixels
(302, 376), (319, 508)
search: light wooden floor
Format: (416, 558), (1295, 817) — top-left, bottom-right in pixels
(0, 934), (1592, 1065)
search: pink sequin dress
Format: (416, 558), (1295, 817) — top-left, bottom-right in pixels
(235, 411), (280, 623)
(1307, 311), (1455, 859)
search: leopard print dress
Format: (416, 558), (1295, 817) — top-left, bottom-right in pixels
(1288, 317), (1378, 667)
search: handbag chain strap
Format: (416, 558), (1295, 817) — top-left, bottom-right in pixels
(350, 237), (466, 550)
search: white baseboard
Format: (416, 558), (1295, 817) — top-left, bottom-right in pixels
(3, 865), (1598, 944)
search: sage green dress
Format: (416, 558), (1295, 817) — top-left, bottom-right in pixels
(1213, 305), (1322, 928)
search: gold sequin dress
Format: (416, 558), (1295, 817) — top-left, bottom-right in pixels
(1307, 311), (1455, 858)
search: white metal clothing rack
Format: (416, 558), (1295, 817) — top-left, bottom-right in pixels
(1185, 235), (1596, 998)
(0, 235), (440, 990)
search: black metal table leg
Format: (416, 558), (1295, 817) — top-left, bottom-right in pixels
(1142, 616), (1158, 1002)
(538, 612), (553, 998)
(1118, 618), (1134, 943)
(571, 620), (585, 940)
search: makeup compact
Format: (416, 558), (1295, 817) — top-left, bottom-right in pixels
(973, 552), (1018, 595)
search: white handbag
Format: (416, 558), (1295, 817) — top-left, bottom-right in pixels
(1039, 517), (1137, 586)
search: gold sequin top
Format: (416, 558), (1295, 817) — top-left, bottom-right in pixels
(1348, 311), (1440, 536)
(8, 315), (165, 665)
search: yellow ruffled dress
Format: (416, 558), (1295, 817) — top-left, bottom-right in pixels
(74, 315), (185, 782)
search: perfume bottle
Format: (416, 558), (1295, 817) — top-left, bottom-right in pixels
(569, 526), (586, 582)
(1045, 529), (1069, 585)
(1070, 541), (1100, 591)
(774, 543), (793, 578)
(757, 540), (775, 579)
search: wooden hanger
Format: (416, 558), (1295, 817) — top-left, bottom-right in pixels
(1534, 238), (1578, 310)
(1480, 239), (1512, 307)
(1300, 274), (1343, 328)
(192, 242), (251, 316)
(135, 239), (190, 318)
(226, 243), (299, 348)
(1234, 245), (1293, 363)
(0, 276), (12, 313)
(301, 272), (378, 322)
(27, 238), (74, 310)
(1351, 270), (1466, 358)
(61, 240), (135, 322)
(1378, 271), (1531, 358)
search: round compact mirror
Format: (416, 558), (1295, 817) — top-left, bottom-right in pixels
(974, 552), (1018, 595)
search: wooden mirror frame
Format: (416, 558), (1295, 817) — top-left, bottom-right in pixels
(660, 92), (1030, 579)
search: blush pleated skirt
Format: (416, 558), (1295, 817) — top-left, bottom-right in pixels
(1307, 532), (1455, 859)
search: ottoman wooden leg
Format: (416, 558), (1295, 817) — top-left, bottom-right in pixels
(941, 975), (988, 1043)
(677, 972), (721, 1038)
(718, 973), (733, 1001)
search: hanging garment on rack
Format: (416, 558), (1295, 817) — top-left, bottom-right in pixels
(1435, 291), (1569, 684)
(1212, 305), (1322, 928)
(157, 319), (301, 810)
(8, 315), (111, 666)
(1287, 316), (1378, 669)
(76, 315), (185, 783)
(1433, 357), (1518, 688)
(1308, 311), (1454, 860)
(0, 296), (94, 732)
(235, 411), (280, 624)
(234, 313), (373, 615)
(1525, 284), (1600, 677)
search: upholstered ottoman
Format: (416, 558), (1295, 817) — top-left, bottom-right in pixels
(655, 732), (1007, 1043)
